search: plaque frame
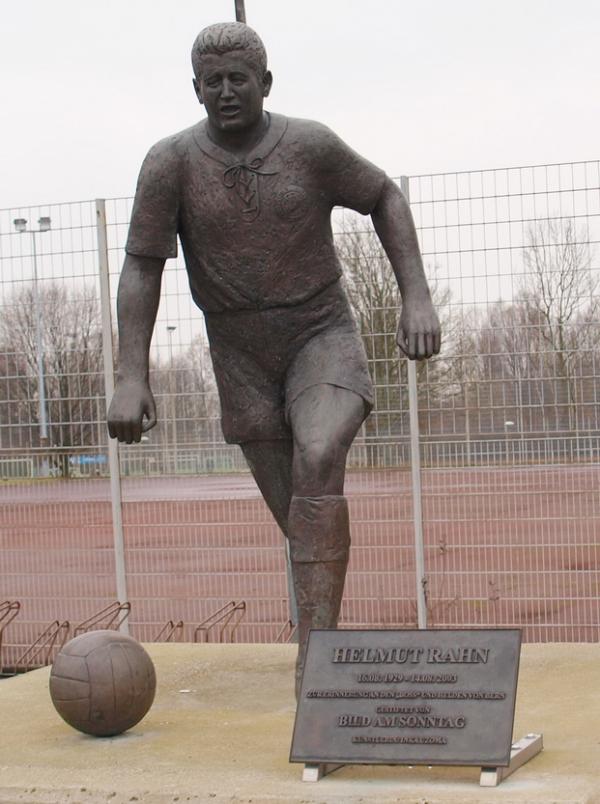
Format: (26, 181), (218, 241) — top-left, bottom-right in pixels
(290, 628), (543, 786)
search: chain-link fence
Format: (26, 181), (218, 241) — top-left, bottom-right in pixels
(1, 160), (599, 669)
(409, 162), (600, 641)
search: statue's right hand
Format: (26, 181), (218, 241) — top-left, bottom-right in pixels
(107, 379), (157, 443)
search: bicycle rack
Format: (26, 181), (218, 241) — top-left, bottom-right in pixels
(9, 620), (70, 674)
(275, 618), (297, 643)
(0, 601), (21, 675)
(194, 601), (246, 643)
(74, 601), (131, 635)
(154, 619), (184, 642)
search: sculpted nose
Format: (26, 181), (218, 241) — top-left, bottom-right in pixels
(221, 79), (234, 99)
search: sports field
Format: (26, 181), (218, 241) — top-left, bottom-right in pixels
(2, 464), (599, 665)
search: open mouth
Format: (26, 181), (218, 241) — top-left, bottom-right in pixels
(220, 105), (240, 116)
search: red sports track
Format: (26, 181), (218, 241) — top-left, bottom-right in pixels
(2, 464), (599, 667)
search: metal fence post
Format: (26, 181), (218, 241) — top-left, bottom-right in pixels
(400, 176), (428, 629)
(95, 199), (129, 634)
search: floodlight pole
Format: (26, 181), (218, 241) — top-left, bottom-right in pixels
(13, 218), (50, 469)
(29, 229), (49, 448)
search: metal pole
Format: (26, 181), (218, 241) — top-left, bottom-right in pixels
(167, 326), (177, 473)
(465, 379), (471, 465)
(95, 394), (102, 452)
(95, 199), (130, 633)
(401, 175), (428, 629)
(235, 0), (246, 23)
(31, 231), (50, 458)
(285, 538), (298, 630)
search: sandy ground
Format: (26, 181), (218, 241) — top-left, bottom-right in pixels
(0, 642), (599, 803)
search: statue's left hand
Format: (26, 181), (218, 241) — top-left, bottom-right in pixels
(396, 298), (441, 360)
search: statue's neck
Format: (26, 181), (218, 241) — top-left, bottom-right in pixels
(206, 111), (270, 157)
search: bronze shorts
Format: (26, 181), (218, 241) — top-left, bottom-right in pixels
(204, 281), (373, 443)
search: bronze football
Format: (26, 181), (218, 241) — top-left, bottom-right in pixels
(49, 630), (156, 737)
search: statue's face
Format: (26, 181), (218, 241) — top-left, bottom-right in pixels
(194, 52), (272, 133)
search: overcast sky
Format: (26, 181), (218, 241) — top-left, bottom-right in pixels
(2, 0), (599, 209)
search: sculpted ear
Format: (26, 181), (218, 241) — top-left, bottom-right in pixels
(262, 70), (273, 98)
(193, 77), (204, 105)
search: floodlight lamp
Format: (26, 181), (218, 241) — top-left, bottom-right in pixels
(38, 216), (52, 232)
(13, 218), (27, 233)
(166, 325), (177, 332)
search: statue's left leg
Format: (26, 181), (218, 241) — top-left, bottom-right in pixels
(287, 384), (366, 697)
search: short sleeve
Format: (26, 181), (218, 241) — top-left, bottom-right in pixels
(316, 124), (386, 215)
(125, 137), (179, 259)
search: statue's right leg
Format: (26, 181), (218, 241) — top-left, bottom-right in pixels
(240, 440), (293, 536)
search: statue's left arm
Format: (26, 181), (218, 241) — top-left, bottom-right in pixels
(313, 122), (440, 360)
(371, 177), (441, 360)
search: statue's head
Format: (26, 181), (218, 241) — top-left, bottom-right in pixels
(191, 22), (268, 80)
(191, 22), (272, 136)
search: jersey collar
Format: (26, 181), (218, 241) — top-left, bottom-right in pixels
(192, 112), (288, 167)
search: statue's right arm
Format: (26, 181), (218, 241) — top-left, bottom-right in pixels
(107, 253), (166, 443)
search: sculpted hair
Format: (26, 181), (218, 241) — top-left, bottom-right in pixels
(191, 22), (268, 78)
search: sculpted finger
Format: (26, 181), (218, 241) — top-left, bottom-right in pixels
(417, 332), (426, 360)
(142, 415), (156, 433)
(433, 329), (442, 355)
(112, 422), (126, 442)
(396, 327), (409, 356)
(120, 423), (133, 444)
(131, 419), (143, 443)
(424, 332), (434, 358)
(407, 332), (417, 360)
(142, 401), (157, 432)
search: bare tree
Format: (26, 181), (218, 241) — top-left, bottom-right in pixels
(520, 218), (599, 431)
(0, 348), (37, 450)
(172, 334), (220, 446)
(335, 216), (453, 441)
(337, 219), (402, 434)
(150, 333), (220, 453)
(447, 218), (600, 457)
(453, 302), (548, 438)
(0, 282), (104, 472)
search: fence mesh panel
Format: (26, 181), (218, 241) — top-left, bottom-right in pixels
(409, 162), (600, 641)
(1, 160), (599, 666)
(0, 202), (118, 667)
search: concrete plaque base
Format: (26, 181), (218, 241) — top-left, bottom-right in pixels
(480, 732), (543, 786)
(302, 734), (544, 786)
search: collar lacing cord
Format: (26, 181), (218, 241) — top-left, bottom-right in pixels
(222, 157), (278, 221)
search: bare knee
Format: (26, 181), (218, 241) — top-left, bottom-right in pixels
(289, 384), (366, 496)
(293, 436), (346, 496)
(296, 437), (338, 475)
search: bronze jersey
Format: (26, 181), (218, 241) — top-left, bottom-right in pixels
(126, 113), (386, 312)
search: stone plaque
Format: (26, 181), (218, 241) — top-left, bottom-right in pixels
(290, 629), (521, 767)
